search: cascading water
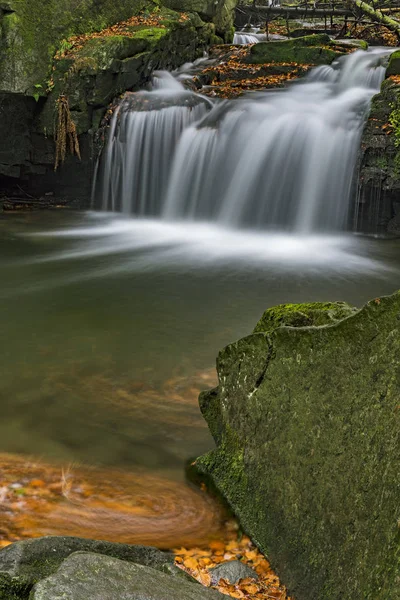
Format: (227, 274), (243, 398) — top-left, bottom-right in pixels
(94, 48), (389, 233)
(233, 30), (266, 44)
(98, 72), (211, 214)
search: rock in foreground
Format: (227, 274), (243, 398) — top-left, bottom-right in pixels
(197, 295), (400, 600)
(0, 537), (177, 599)
(31, 552), (225, 600)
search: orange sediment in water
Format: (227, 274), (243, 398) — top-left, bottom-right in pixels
(0, 453), (224, 548)
(0, 453), (293, 599)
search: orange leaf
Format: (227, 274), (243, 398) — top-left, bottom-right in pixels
(241, 583), (259, 594)
(209, 540), (225, 552)
(183, 557), (198, 570)
(199, 571), (212, 586)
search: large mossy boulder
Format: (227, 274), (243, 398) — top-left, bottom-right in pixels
(248, 34), (340, 65)
(162, 0), (236, 41)
(36, 9), (213, 137)
(0, 0), (154, 94)
(197, 294), (400, 600)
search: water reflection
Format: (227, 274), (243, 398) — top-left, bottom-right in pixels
(0, 211), (399, 473)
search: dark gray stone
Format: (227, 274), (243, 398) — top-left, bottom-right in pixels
(387, 212), (400, 234)
(0, 536), (174, 599)
(31, 552), (226, 600)
(358, 77), (400, 233)
(209, 561), (258, 585)
(0, 93), (35, 169)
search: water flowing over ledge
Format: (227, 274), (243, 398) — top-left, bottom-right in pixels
(94, 48), (390, 234)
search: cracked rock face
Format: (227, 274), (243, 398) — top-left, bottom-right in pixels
(197, 295), (400, 600)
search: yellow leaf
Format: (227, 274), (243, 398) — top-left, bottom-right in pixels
(183, 557), (198, 570)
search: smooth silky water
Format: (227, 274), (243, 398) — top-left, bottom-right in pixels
(1, 49), (400, 484)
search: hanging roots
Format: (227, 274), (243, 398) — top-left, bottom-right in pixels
(54, 94), (81, 171)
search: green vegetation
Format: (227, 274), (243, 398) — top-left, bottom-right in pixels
(253, 301), (357, 333)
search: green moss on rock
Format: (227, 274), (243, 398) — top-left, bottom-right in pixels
(0, 0), (159, 94)
(197, 292), (400, 600)
(36, 10), (212, 135)
(386, 50), (400, 77)
(253, 301), (357, 333)
(248, 34), (342, 65)
(163, 0), (235, 40)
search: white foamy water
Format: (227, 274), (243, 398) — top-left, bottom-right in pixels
(95, 47), (390, 235)
(25, 214), (389, 279)
(233, 31), (265, 44)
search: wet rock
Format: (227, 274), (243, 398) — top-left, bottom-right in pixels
(0, 93), (35, 168)
(31, 552), (226, 600)
(0, 536), (174, 600)
(197, 293), (400, 600)
(387, 212), (400, 233)
(386, 49), (400, 77)
(209, 560), (258, 585)
(248, 34), (340, 65)
(358, 73), (400, 233)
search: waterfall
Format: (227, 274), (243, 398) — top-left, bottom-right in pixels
(98, 72), (211, 214)
(94, 48), (389, 233)
(233, 32), (265, 44)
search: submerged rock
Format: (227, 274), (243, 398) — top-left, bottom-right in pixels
(197, 293), (400, 600)
(0, 536), (174, 599)
(31, 552), (225, 600)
